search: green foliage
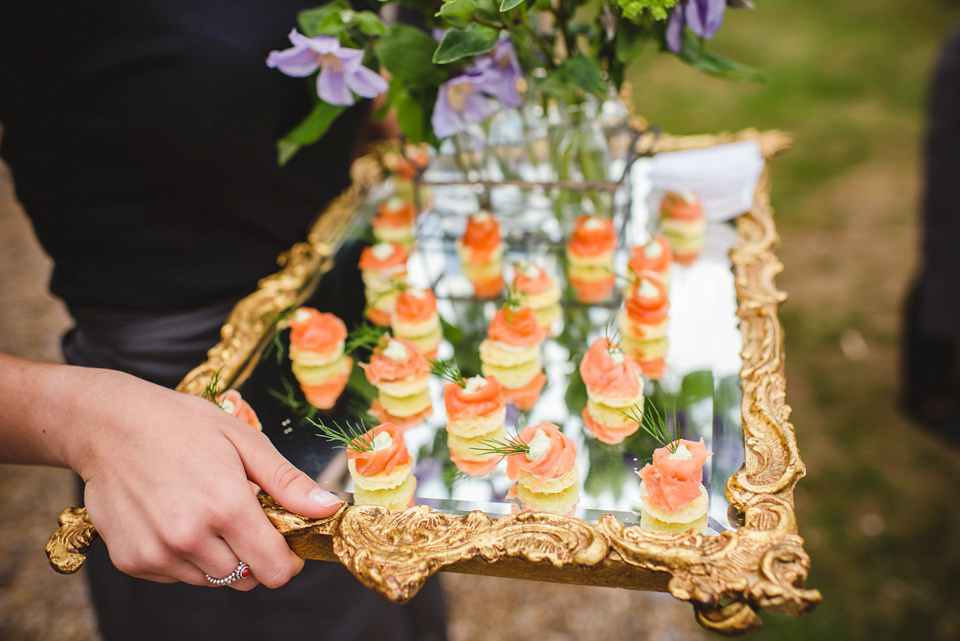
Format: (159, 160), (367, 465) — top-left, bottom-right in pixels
(438, 0), (477, 28)
(674, 33), (767, 83)
(298, 1), (352, 36)
(433, 24), (501, 64)
(277, 101), (346, 165)
(374, 26), (448, 87)
(614, 0), (677, 21)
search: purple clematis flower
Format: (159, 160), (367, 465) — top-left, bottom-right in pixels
(431, 69), (498, 140)
(266, 30), (387, 106)
(666, 0), (727, 53)
(472, 34), (523, 109)
(431, 35), (525, 139)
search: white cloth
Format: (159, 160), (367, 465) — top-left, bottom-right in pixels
(644, 141), (765, 222)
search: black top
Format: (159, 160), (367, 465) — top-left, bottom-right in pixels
(918, 25), (960, 337)
(0, 0), (368, 311)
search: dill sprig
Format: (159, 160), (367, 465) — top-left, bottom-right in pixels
(470, 432), (530, 458)
(308, 417), (375, 453)
(345, 323), (388, 355)
(619, 402), (677, 453)
(428, 357), (466, 387)
(500, 285), (529, 328)
(267, 377), (317, 419)
(602, 317), (623, 353)
(264, 303), (300, 365)
(202, 368), (226, 409)
(502, 284), (524, 311)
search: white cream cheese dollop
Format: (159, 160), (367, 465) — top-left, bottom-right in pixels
(644, 239), (663, 259)
(583, 216), (606, 231)
(637, 278), (660, 300)
(668, 444), (693, 461)
(382, 339), (409, 361)
(517, 261), (541, 279)
(407, 288), (427, 299)
(609, 351), (625, 365)
(525, 427), (551, 462)
(293, 308), (311, 323)
(220, 399), (236, 415)
(372, 431), (394, 451)
(463, 376), (488, 394)
(371, 242), (396, 261)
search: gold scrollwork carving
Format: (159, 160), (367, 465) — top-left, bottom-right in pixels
(45, 508), (99, 575)
(332, 506), (610, 603)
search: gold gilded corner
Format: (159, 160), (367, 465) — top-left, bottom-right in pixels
(46, 507), (99, 574)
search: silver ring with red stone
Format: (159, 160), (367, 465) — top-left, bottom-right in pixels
(205, 561), (251, 586)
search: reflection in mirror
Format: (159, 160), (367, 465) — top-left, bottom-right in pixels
(233, 159), (745, 536)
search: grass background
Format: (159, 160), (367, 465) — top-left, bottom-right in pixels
(627, 0), (960, 638)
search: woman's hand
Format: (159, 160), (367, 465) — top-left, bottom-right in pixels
(0, 355), (343, 589)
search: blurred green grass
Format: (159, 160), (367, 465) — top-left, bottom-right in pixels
(628, 1), (960, 639)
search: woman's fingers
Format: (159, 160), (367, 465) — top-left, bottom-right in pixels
(227, 426), (344, 519)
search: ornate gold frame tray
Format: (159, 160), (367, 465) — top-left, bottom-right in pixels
(47, 128), (820, 636)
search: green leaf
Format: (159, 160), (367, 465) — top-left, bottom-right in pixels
(556, 54), (607, 95)
(615, 19), (651, 64)
(298, 1), (351, 37)
(278, 101), (346, 163)
(499, 0), (524, 11)
(438, 0), (476, 28)
(675, 36), (767, 83)
(356, 11), (387, 36)
(392, 84), (426, 143)
(568, 19), (593, 38)
(433, 25), (501, 64)
(375, 26), (447, 87)
(473, 0), (502, 22)
(277, 140), (301, 166)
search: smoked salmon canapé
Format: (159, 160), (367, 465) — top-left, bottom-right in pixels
(579, 338), (644, 407)
(617, 276), (670, 343)
(479, 305), (546, 391)
(358, 241), (410, 325)
(512, 261), (562, 332)
(566, 215), (617, 267)
(566, 215), (618, 303)
(457, 211), (504, 266)
(443, 375), (507, 438)
(578, 337), (645, 444)
(659, 190), (706, 267)
(216, 390), (261, 431)
(457, 211), (505, 298)
(372, 197), (417, 248)
(346, 422), (418, 509)
(288, 308), (348, 366)
(636, 438), (712, 534)
(346, 422), (413, 491)
(626, 236), (673, 294)
(361, 337), (433, 420)
(505, 423), (579, 494)
(512, 261), (562, 309)
(390, 287), (443, 357)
